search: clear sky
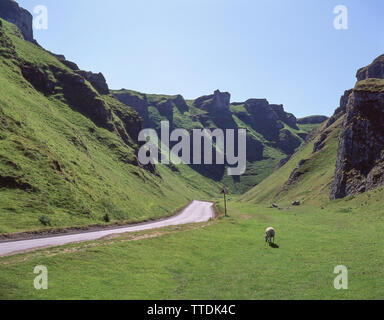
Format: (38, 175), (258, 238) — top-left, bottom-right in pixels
(17, 0), (384, 117)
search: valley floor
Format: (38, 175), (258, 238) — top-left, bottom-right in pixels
(0, 199), (383, 299)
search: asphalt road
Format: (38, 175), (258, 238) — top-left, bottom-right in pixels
(0, 200), (214, 256)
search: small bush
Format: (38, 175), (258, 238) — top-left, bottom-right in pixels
(113, 210), (128, 221)
(38, 215), (51, 226)
(99, 198), (127, 221)
(103, 213), (110, 223)
(80, 205), (92, 217)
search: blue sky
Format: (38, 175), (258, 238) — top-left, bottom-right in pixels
(17, 0), (384, 117)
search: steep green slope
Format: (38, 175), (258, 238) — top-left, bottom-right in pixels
(240, 116), (343, 205)
(0, 19), (218, 234)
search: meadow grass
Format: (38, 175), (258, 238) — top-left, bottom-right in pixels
(0, 198), (383, 300)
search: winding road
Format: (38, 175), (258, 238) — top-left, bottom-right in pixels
(0, 200), (214, 256)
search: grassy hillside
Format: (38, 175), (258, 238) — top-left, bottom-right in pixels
(240, 115), (344, 206)
(0, 19), (219, 234)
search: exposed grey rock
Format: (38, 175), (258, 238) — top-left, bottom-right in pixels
(297, 132), (308, 140)
(313, 132), (327, 153)
(194, 89), (231, 113)
(49, 53), (79, 71)
(291, 200), (301, 206)
(275, 155), (292, 170)
(242, 99), (281, 139)
(20, 61), (56, 95)
(113, 90), (149, 124)
(286, 159), (308, 186)
(331, 78), (384, 199)
(326, 89), (353, 128)
(0, 0), (35, 43)
(173, 94), (188, 112)
(76, 70), (109, 95)
(271, 104), (298, 129)
(277, 129), (301, 154)
(298, 115), (328, 125)
(356, 54), (384, 81)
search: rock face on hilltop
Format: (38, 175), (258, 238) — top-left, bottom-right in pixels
(114, 90), (149, 124)
(331, 55), (384, 199)
(114, 90), (305, 156)
(0, 0), (34, 42)
(18, 60), (141, 149)
(298, 115), (328, 125)
(76, 71), (109, 95)
(325, 89), (353, 129)
(0, 0), (110, 96)
(240, 99), (285, 138)
(271, 104), (298, 129)
(113, 88), (318, 192)
(356, 54), (384, 81)
(113, 90), (189, 130)
(277, 129), (302, 154)
(194, 90), (231, 113)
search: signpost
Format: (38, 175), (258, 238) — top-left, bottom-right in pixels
(220, 187), (228, 217)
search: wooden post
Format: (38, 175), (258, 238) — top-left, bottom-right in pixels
(221, 187), (228, 217)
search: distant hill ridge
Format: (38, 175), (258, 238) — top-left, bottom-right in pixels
(112, 88), (327, 192)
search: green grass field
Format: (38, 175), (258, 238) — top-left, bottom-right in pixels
(1, 198), (383, 299)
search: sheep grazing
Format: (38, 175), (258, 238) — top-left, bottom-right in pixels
(265, 227), (276, 243)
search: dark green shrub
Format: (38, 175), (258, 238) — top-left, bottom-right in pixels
(39, 215), (51, 226)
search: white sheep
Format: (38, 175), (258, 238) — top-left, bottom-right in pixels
(265, 227), (276, 243)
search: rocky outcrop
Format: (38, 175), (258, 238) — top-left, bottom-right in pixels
(20, 62), (56, 95)
(246, 135), (264, 161)
(275, 155), (292, 170)
(356, 54), (384, 81)
(331, 55), (384, 199)
(271, 104), (298, 129)
(331, 78), (384, 199)
(287, 159), (308, 185)
(172, 94), (189, 113)
(113, 91), (189, 130)
(113, 90), (149, 124)
(1, 1), (110, 95)
(194, 90), (231, 113)
(242, 99), (283, 139)
(115, 89), (309, 160)
(0, 174), (36, 191)
(240, 99), (302, 145)
(76, 70), (109, 95)
(313, 132), (327, 153)
(19, 58), (142, 152)
(0, 0), (35, 43)
(326, 89), (353, 128)
(49, 53), (80, 71)
(298, 115), (328, 125)
(277, 129), (301, 154)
